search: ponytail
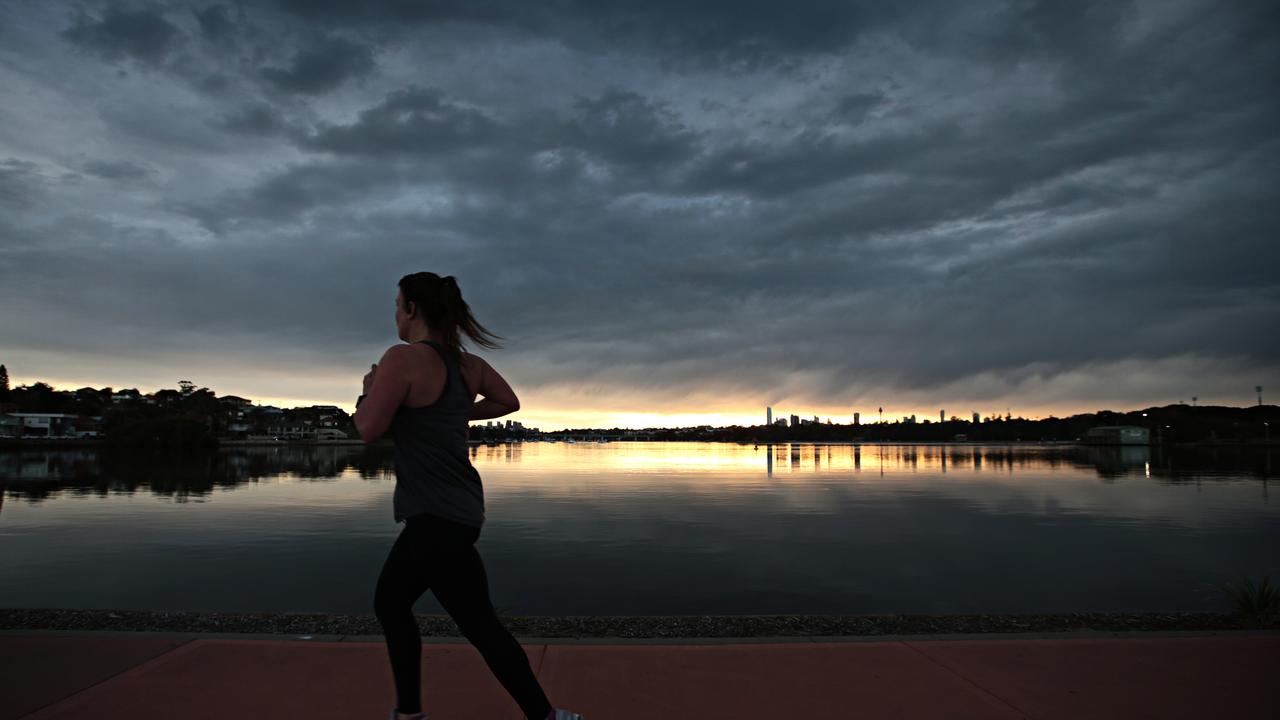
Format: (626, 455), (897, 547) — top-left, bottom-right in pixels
(399, 272), (504, 360)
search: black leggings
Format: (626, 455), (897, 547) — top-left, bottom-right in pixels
(373, 514), (553, 719)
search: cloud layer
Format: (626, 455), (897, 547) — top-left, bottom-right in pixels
(1, 1), (1277, 428)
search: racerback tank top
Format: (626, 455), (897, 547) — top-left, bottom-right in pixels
(388, 340), (485, 527)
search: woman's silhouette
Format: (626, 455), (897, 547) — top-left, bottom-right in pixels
(353, 272), (582, 720)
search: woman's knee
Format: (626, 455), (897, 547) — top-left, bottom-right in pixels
(373, 582), (411, 620)
(450, 605), (507, 642)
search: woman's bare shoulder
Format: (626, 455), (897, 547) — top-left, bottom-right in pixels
(460, 350), (491, 367)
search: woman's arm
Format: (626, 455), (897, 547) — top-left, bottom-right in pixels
(353, 346), (411, 442)
(470, 356), (519, 421)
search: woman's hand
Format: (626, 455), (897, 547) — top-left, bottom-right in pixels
(363, 363), (377, 395)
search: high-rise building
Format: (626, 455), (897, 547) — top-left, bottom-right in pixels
(854, 412), (860, 425)
(940, 409), (946, 423)
(767, 406), (772, 425)
(972, 412), (980, 424)
(790, 413), (800, 427)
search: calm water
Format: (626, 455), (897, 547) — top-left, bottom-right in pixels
(0, 442), (1276, 616)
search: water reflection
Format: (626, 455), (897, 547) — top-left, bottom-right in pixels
(0, 442), (1275, 615)
(0, 443), (1273, 505)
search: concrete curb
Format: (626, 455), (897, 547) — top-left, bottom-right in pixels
(4, 627), (1279, 644)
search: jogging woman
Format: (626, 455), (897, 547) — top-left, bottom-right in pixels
(353, 272), (583, 720)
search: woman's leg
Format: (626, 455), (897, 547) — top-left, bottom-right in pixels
(373, 521), (435, 715)
(430, 525), (554, 720)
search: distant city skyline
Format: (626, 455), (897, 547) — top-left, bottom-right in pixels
(2, 2), (1276, 432)
(5, 371), (1269, 431)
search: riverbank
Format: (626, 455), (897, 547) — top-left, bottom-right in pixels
(3, 437), (1277, 448)
(3, 608), (1276, 638)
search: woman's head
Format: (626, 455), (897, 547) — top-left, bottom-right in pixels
(395, 272), (503, 358)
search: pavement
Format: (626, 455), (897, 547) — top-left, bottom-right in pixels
(1, 629), (1277, 719)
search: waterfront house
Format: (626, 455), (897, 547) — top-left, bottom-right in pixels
(1080, 425), (1150, 445)
(0, 414), (21, 438)
(8, 412), (83, 438)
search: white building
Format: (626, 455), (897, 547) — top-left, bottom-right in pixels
(7, 412), (88, 437)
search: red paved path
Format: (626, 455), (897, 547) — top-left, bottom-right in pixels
(2, 631), (1276, 719)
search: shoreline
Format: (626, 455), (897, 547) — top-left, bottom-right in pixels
(2, 438), (1276, 448)
(2, 608), (1276, 638)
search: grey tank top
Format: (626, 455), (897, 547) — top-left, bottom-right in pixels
(389, 340), (484, 527)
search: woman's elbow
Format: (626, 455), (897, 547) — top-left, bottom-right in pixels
(359, 423), (384, 443)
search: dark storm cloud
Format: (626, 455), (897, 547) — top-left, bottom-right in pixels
(3, 0), (1278, 420)
(267, 0), (917, 70)
(563, 89), (700, 169)
(300, 86), (503, 155)
(830, 93), (885, 125)
(81, 159), (155, 181)
(0, 159), (41, 209)
(177, 159), (398, 234)
(189, 84), (702, 231)
(295, 84), (699, 178)
(193, 3), (236, 44)
(212, 104), (289, 136)
(257, 35), (376, 95)
(61, 6), (181, 65)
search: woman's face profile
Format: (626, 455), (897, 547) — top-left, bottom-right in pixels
(395, 287), (432, 342)
(395, 290), (408, 341)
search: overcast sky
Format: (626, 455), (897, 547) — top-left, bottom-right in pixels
(1, 0), (1277, 430)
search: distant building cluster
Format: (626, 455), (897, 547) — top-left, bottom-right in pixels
(485, 419), (531, 432)
(762, 405), (997, 428)
(764, 406), (841, 427)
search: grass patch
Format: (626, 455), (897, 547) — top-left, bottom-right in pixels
(1219, 575), (1280, 620)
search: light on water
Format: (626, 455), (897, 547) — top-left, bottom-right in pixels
(0, 442), (1275, 616)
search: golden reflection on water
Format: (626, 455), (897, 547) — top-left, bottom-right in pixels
(0, 442), (1269, 532)
(465, 441), (1121, 476)
(471, 440), (1100, 468)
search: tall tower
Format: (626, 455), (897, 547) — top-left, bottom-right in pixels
(854, 412), (860, 426)
(972, 411), (980, 424)
(767, 406), (772, 425)
(940, 409), (945, 423)
(1258, 386), (1264, 406)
